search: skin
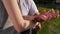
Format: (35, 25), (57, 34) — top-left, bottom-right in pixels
(2, 0), (41, 32)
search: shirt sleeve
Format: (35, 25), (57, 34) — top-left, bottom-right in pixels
(28, 0), (39, 15)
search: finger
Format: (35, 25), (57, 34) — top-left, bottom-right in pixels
(47, 10), (53, 21)
(34, 22), (41, 31)
(55, 10), (60, 18)
(40, 9), (47, 15)
(51, 8), (55, 14)
(36, 22), (41, 28)
(37, 22), (41, 29)
(38, 15), (48, 21)
(48, 9), (56, 19)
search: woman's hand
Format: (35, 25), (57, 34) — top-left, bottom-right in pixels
(33, 9), (60, 32)
(34, 9), (60, 22)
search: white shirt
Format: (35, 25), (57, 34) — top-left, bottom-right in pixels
(18, 0), (38, 16)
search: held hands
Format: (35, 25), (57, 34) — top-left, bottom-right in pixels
(32, 9), (59, 31)
(32, 9), (59, 23)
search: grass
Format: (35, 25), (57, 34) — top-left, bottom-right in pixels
(37, 6), (60, 34)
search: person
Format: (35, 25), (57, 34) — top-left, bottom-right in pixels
(0, 0), (41, 34)
(0, 0), (59, 34)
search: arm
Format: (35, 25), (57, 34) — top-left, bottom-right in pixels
(23, 12), (39, 21)
(23, 0), (40, 20)
(23, 16), (36, 21)
(2, 0), (36, 32)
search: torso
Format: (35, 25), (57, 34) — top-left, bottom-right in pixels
(18, 0), (31, 16)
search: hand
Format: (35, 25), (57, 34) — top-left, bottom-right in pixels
(34, 22), (41, 31)
(34, 9), (60, 22)
(32, 9), (60, 32)
(33, 9), (48, 22)
(47, 9), (60, 21)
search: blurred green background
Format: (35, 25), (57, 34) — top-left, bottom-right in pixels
(33, 0), (60, 34)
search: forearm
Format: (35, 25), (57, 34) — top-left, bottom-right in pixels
(2, 0), (25, 25)
(2, 0), (36, 32)
(23, 16), (36, 21)
(23, 12), (39, 20)
(2, 0), (25, 32)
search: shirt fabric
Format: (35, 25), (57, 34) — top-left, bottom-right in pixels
(18, 0), (38, 16)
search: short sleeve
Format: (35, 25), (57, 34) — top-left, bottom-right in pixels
(28, 0), (38, 15)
